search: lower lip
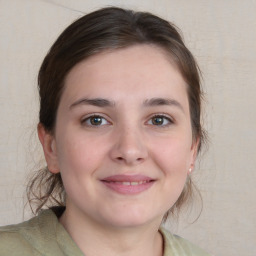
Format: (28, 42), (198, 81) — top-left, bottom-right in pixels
(101, 181), (155, 195)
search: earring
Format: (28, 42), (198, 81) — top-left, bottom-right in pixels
(188, 163), (194, 174)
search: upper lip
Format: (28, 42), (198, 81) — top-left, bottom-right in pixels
(101, 175), (154, 182)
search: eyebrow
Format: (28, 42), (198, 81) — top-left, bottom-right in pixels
(70, 97), (184, 112)
(143, 97), (184, 112)
(70, 98), (115, 109)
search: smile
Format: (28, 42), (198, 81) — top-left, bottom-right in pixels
(105, 180), (149, 186)
(101, 175), (155, 195)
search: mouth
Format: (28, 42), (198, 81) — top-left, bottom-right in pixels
(103, 180), (151, 186)
(100, 175), (155, 195)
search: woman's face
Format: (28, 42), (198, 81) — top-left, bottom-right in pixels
(44, 45), (197, 228)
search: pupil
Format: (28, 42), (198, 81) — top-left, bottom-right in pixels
(153, 117), (163, 125)
(91, 117), (102, 125)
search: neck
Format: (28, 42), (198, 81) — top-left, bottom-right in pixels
(59, 206), (163, 256)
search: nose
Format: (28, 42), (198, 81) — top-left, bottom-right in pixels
(109, 126), (148, 166)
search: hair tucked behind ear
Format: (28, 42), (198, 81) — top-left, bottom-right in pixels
(27, 168), (65, 214)
(27, 6), (206, 218)
(162, 176), (203, 222)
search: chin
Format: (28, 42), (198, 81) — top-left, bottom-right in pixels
(101, 210), (162, 229)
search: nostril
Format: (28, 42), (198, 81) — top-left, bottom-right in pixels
(116, 156), (144, 162)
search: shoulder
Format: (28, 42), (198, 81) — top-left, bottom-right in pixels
(0, 217), (42, 255)
(0, 208), (83, 256)
(0, 227), (37, 255)
(0, 209), (60, 255)
(160, 227), (212, 256)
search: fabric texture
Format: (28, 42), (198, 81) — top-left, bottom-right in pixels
(0, 208), (211, 256)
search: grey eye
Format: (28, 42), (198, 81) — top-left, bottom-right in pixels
(90, 116), (103, 125)
(147, 115), (173, 126)
(82, 115), (109, 126)
(152, 116), (164, 125)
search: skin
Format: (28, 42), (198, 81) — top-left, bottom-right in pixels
(38, 44), (198, 256)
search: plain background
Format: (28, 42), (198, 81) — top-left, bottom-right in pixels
(0, 1), (256, 255)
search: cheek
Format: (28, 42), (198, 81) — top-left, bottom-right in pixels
(55, 136), (104, 199)
(153, 136), (193, 174)
(155, 138), (192, 206)
(56, 133), (108, 175)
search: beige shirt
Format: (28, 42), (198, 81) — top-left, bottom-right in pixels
(0, 208), (211, 255)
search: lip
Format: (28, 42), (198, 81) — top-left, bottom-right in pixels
(100, 175), (155, 195)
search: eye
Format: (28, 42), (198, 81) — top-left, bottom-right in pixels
(147, 115), (173, 126)
(82, 115), (110, 126)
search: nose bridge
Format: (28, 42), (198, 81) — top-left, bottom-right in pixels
(110, 120), (148, 165)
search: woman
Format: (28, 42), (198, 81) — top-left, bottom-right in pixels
(0, 7), (210, 256)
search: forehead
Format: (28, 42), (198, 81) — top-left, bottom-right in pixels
(61, 45), (188, 106)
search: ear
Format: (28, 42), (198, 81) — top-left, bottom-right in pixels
(189, 137), (200, 172)
(37, 123), (59, 174)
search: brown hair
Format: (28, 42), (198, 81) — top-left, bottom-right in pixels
(27, 7), (205, 219)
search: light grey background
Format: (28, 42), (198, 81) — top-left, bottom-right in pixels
(0, 1), (256, 256)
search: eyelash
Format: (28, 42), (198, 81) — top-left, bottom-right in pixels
(81, 114), (111, 127)
(81, 114), (174, 127)
(146, 114), (174, 127)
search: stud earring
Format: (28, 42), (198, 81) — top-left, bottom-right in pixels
(188, 167), (192, 174)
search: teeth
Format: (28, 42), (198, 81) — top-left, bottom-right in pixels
(112, 181), (148, 186)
